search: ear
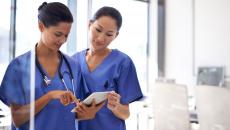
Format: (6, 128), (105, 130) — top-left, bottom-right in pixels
(115, 32), (119, 38)
(88, 20), (93, 29)
(38, 21), (45, 32)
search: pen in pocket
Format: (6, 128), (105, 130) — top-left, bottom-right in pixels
(104, 80), (109, 89)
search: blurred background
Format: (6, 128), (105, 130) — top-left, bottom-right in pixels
(1, 0), (230, 130)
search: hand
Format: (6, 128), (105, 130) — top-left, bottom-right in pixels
(48, 90), (78, 106)
(74, 99), (105, 120)
(107, 91), (121, 111)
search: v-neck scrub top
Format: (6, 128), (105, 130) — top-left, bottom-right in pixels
(72, 49), (143, 130)
(0, 51), (88, 130)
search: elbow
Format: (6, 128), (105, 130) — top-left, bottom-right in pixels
(12, 116), (23, 128)
(10, 104), (29, 128)
(12, 118), (22, 128)
(11, 112), (27, 128)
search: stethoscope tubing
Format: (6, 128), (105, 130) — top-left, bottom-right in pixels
(35, 47), (76, 97)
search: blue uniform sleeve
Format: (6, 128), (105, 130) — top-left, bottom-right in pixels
(117, 58), (143, 104)
(73, 62), (90, 101)
(76, 72), (90, 100)
(0, 60), (27, 106)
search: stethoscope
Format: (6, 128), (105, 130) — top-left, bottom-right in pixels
(35, 47), (76, 97)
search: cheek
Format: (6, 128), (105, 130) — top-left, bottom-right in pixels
(105, 38), (114, 45)
(43, 35), (52, 44)
(89, 31), (96, 41)
(42, 35), (56, 47)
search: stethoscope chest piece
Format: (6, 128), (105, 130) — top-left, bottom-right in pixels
(44, 76), (51, 86)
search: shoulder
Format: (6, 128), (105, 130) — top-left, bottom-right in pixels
(8, 51), (31, 70)
(112, 49), (134, 68)
(2, 51), (31, 84)
(71, 49), (87, 60)
(62, 52), (81, 73)
(62, 52), (79, 67)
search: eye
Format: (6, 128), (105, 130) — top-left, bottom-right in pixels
(106, 34), (113, 37)
(55, 32), (62, 37)
(95, 28), (102, 33)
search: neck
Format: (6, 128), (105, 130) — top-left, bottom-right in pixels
(36, 42), (58, 58)
(88, 48), (110, 57)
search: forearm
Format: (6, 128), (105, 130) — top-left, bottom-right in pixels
(111, 104), (130, 120)
(11, 93), (52, 127)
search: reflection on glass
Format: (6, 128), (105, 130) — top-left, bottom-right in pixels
(0, 1), (74, 130)
(0, 1), (12, 129)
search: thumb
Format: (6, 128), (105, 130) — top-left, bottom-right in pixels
(96, 101), (105, 110)
(91, 98), (96, 106)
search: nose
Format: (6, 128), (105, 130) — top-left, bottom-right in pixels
(96, 33), (105, 42)
(59, 37), (67, 44)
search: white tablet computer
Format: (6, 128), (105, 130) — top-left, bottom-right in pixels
(83, 91), (111, 105)
(71, 91), (111, 112)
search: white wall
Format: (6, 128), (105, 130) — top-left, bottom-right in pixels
(164, 0), (195, 90)
(164, 0), (230, 89)
(194, 0), (230, 83)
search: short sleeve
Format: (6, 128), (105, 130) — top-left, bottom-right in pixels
(74, 62), (90, 101)
(117, 59), (143, 104)
(0, 60), (27, 106)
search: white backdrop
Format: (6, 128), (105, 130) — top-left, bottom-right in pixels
(195, 0), (230, 77)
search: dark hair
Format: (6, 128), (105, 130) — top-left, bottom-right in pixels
(91, 6), (122, 31)
(38, 2), (73, 27)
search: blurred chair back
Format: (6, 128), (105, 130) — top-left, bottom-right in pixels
(195, 85), (230, 130)
(152, 83), (190, 130)
(197, 67), (224, 86)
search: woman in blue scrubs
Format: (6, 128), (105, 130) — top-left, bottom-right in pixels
(72, 6), (143, 130)
(0, 2), (102, 130)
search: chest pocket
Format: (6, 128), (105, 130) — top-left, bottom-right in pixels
(103, 79), (118, 93)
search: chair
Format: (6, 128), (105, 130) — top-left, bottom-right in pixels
(195, 85), (230, 130)
(152, 83), (190, 130)
(197, 67), (224, 86)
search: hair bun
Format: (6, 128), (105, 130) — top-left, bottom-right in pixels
(38, 2), (48, 10)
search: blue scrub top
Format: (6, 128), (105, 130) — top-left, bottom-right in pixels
(0, 51), (88, 130)
(72, 49), (143, 130)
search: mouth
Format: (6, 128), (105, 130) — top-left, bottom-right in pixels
(95, 42), (105, 46)
(55, 44), (62, 49)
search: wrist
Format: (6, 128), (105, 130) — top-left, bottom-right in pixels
(46, 91), (53, 100)
(76, 113), (95, 120)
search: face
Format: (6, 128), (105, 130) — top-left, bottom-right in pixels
(89, 16), (118, 51)
(39, 22), (72, 51)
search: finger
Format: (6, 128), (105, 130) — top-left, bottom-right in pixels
(108, 96), (117, 102)
(66, 95), (71, 104)
(96, 101), (105, 110)
(74, 99), (80, 104)
(78, 103), (87, 113)
(91, 98), (96, 107)
(76, 107), (84, 114)
(66, 93), (74, 103)
(109, 91), (115, 94)
(67, 92), (77, 101)
(107, 104), (115, 110)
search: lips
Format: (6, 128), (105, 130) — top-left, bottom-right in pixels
(95, 42), (105, 46)
(55, 43), (62, 49)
